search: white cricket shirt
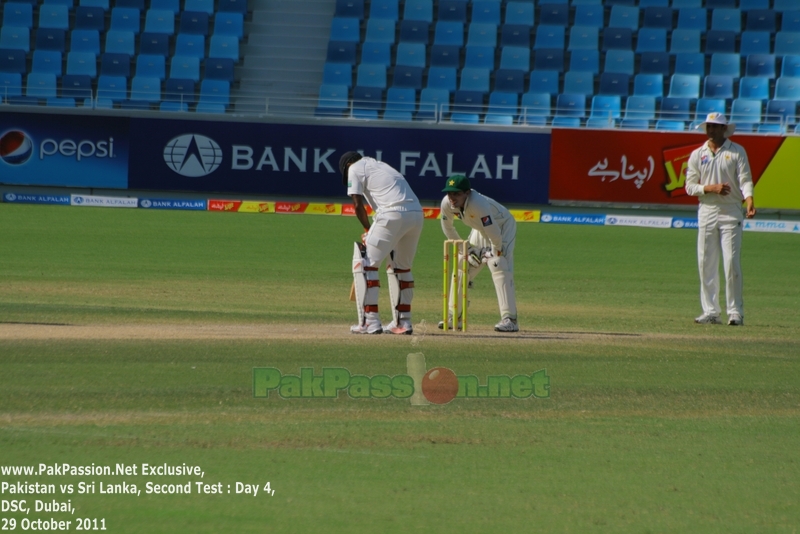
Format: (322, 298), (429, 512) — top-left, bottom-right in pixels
(685, 139), (754, 207)
(346, 157), (422, 213)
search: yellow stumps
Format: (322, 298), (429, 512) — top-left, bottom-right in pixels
(442, 239), (468, 332)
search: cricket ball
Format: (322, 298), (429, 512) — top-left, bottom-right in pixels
(422, 367), (459, 405)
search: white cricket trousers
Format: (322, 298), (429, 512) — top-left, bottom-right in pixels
(697, 204), (744, 318)
(364, 210), (424, 271)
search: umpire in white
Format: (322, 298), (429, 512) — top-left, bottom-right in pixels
(340, 151), (424, 335)
(685, 113), (757, 326)
(439, 174), (519, 332)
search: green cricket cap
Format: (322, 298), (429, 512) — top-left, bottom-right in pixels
(442, 174), (470, 193)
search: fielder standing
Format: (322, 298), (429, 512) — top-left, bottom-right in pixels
(439, 175), (519, 332)
(685, 112), (756, 326)
(340, 151), (424, 335)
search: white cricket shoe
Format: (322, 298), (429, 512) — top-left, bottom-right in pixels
(694, 313), (722, 325)
(494, 317), (519, 332)
(350, 312), (383, 334)
(437, 316), (462, 330)
(384, 321), (413, 335)
(728, 314), (743, 326)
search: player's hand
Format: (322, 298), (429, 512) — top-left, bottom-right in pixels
(745, 197), (756, 219)
(708, 183), (731, 195)
(361, 232), (368, 245)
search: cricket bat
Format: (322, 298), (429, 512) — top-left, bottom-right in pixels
(349, 281), (356, 301)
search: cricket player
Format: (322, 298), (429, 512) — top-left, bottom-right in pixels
(340, 151), (424, 335)
(439, 174), (519, 333)
(685, 112), (756, 326)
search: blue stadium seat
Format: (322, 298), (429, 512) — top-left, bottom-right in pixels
(3, 2), (33, 28)
(114, 0), (144, 9)
(365, 19), (396, 43)
(430, 45), (460, 68)
(655, 120), (685, 130)
(150, 0), (179, 14)
(730, 98), (762, 130)
(746, 9), (776, 32)
(384, 86), (416, 118)
(31, 50), (62, 76)
(110, 7), (140, 34)
(403, 0), (432, 22)
(711, 9), (741, 32)
(139, 33), (170, 56)
(437, 0), (466, 22)
(709, 53), (741, 77)
(330, 17), (360, 42)
(534, 25), (565, 50)
(774, 76), (800, 101)
(26, 72), (58, 99)
(775, 0), (799, 11)
(739, 0), (769, 9)
(96, 75), (127, 102)
(639, 52), (670, 76)
(738, 76), (770, 101)
(670, 29), (701, 55)
(765, 99), (796, 125)
(467, 23), (497, 47)
(520, 92), (550, 126)
(608, 6), (640, 31)
(573, 5), (604, 28)
(486, 91), (519, 122)
(159, 101), (187, 112)
(693, 97), (726, 127)
(370, 0), (399, 20)
(395, 42), (426, 68)
(174, 33), (205, 59)
(500, 46), (530, 71)
(703, 75), (734, 100)
(327, 41), (356, 64)
(135, 54), (165, 79)
(180, 11), (209, 36)
(501, 24), (529, 47)
(46, 96), (75, 107)
(569, 49), (599, 74)
(704, 30), (737, 54)
(352, 85), (383, 120)
(145, 9), (175, 35)
(572, 0), (602, 6)
(782, 55), (800, 77)
(335, 0), (364, 19)
(539, 3), (569, 26)
(672, 0), (702, 7)
(452, 90), (483, 116)
(217, 0), (247, 14)
(360, 42), (391, 66)
(660, 97), (692, 121)
(599, 72), (629, 96)
(528, 70), (560, 96)
(74, 6), (105, 32)
(164, 77), (196, 105)
(534, 49), (565, 72)
(70, 29), (100, 54)
(35, 28), (66, 52)
(568, 26), (598, 51)
(214, 12), (244, 39)
(677, 8), (707, 32)
(426, 66), (457, 93)
(100, 53), (130, 77)
(399, 20), (429, 44)
(775, 32), (800, 57)
(643, 7), (673, 29)
(459, 67), (490, 94)
(417, 87), (450, 120)
(433, 21), (463, 46)
(105, 30), (135, 55)
(624, 95), (656, 122)
(706, 0), (736, 7)
(209, 35), (239, 62)
(357, 63), (387, 88)
(0, 48), (27, 74)
(554, 93), (586, 120)
(494, 69), (525, 93)
(587, 94), (621, 127)
(602, 28), (632, 51)
(42, 0), (75, 6)
(604, 49), (634, 74)
(636, 28), (667, 53)
(472, 1), (500, 25)
(740, 31), (771, 55)
(505, 2), (534, 27)
(322, 62), (353, 87)
(0, 27), (30, 53)
(0, 72), (23, 101)
(746, 54), (776, 78)
(128, 75), (161, 105)
(60, 74), (91, 98)
(195, 102), (226, 113)
(563, 70), (594, 96)
(184, 0), (214, 15)
(198, 78), (230, 108)
(551, 117), (582, 128)
(782, 12), (800, 33)
(674, 52), (705, 76)
(39, 5), (69, 31)
(668, 73), (700, 100)
(464, 45), (494, 69)
(204, 57), (234, 82)
(633, 73), (664, 98)
(66, 51), (96, 77)
(391, 65), (423, 89)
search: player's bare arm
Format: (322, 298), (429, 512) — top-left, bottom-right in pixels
(351, 194), (370, 231)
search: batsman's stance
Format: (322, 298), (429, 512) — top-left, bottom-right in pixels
(340, 151), (424, 335)
(440, 175), (519, 333)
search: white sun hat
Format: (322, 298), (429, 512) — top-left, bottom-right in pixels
(695, 112), (736, 137)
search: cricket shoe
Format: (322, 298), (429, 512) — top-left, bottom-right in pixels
(728, 314), (743, 326)
(383, 321), (413, 335)
(694, 313), (722, 325)
(350, 323), (383, 334)
(494, 317), (519, 333)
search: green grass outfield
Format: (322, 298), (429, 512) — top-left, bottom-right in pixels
(1, 203), (799, 533)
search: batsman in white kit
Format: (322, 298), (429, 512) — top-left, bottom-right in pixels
(340, 151), (424, 335)
(439, 175), (519, 333)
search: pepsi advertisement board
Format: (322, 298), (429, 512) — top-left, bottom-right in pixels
(0, 112), (129, 189)
(128, 119), (550, 204)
